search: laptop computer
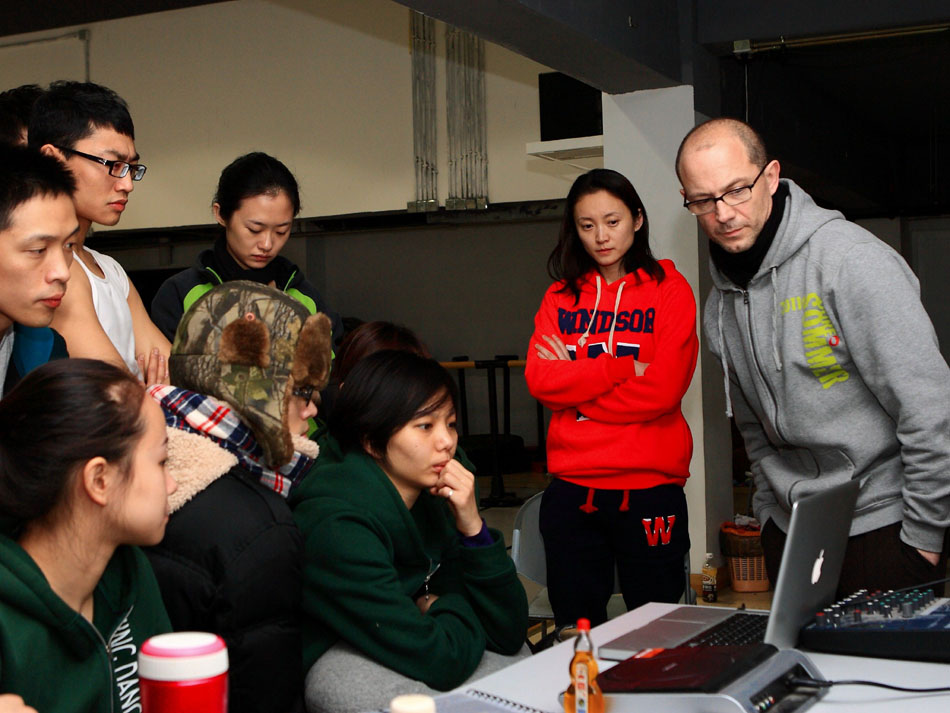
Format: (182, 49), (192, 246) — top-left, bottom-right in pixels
(599, 477), (860, 660)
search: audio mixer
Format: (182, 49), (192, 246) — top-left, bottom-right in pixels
(799, 587), (950, 662)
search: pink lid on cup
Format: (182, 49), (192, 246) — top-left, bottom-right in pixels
(139, 632), (228, 682)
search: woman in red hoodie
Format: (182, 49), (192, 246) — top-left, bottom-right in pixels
(526, 168), (699, 627)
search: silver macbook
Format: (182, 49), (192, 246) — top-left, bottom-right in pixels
(599, 478), (860, 659)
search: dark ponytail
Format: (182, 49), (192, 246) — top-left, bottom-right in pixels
(0, 359), (146, 528)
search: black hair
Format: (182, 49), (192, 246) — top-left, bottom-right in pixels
(548, 168), (664, 301)
(0, 144), (76, 232)
(330, 350), (458, 458)
(0, 84), (43, 145)
(333, 321), (430, 386)
(0, 359), (146, 530)
(27, 81), (134, 151)
(675, 117), (769, 182)
(213, 152), (301, 222)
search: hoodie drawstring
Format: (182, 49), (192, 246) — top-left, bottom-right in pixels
(717, 295), (734, 418)
(577, 275), (602, 348)
(770, 267), (783, 372)
(607, 281), (625, 356)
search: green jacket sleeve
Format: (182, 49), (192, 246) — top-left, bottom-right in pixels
(297, 503), (488, 691)
(431, 528), (527, 656)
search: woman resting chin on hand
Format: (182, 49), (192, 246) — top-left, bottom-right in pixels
(291, 350), (529, 713)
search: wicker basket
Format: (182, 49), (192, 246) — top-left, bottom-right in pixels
(728, 555), (769, 592)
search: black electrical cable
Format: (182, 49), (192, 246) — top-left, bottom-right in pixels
(787, 676), (950, 694)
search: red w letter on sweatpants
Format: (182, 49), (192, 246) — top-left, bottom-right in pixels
(642, 515), (676, 546)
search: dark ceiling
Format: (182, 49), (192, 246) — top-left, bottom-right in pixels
(720, 29), (950, 218)
(0, 1), (226, 37)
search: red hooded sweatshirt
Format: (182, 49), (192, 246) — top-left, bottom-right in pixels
(525, 260), (698, 490)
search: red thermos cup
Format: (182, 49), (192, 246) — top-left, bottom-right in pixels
(138, 632), (228, 713)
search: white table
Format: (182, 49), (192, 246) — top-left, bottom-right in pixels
(466, 602), (950, 713)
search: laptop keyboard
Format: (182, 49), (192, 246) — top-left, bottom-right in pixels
(683, 612), (768, 647)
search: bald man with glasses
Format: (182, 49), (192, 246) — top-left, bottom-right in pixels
(677, 117), (950, 596)
(29, 80), (169, 384)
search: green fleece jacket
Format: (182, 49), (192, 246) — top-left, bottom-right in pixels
(0, 537), (171, 713)
(290, 450), (527, 690)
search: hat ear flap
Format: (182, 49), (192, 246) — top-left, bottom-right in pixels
(292, 313), (333, 389)
(219, 312), (272, 367)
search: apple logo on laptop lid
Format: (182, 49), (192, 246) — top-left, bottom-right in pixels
(811, 549), (825, 585)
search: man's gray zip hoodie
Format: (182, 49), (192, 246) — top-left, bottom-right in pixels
(703, 178), (950, 552)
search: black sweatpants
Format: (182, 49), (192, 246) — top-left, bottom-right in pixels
(539, 478), (690, 627)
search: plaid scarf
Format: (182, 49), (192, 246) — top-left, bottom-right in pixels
(149, 384), (314, 498)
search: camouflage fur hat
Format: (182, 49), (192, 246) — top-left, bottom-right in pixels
(170, 280), (332, 468)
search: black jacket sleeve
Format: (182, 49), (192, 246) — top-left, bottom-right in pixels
(144, 469), (305, 713)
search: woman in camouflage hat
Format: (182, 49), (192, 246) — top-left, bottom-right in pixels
(145, 280), (333, 713)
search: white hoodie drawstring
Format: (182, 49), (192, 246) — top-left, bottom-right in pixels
(577, 274), (602, 348)
(607, 281), (625, 355)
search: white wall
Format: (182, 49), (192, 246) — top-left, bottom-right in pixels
(602, 87), (726, 571)
(0, 0), (586, 230)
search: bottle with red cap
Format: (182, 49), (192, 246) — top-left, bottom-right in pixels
(138, 631), (228, 713)
(562, 618), (604, 713)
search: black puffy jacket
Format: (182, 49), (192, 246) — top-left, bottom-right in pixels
(145, 467), (305, 713)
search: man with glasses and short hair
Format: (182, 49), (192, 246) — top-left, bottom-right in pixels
(676, 117), (950, 595)
(29, 80), (169, 383)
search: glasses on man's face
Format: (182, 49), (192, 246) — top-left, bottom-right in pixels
(292, 384), (318, 408)
(682, 163), (768, 216)
(56, 146), (147, 181)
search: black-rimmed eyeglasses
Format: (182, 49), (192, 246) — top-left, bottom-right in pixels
(682, 163), (768, 216)
(292, 385), (318, 407)
(56, 146), (147, 181)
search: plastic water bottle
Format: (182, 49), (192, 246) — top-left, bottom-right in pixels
(138, 632), (228, 713)
(562, 618), (604, 713)
(702, 552), (718, 602)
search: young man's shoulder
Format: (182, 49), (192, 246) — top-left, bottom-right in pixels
(3, 325), (68, 393)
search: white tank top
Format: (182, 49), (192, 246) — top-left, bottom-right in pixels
(75, 247), (141, 377)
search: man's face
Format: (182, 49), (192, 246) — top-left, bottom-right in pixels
(679, 134), (779, 253)
(62, 126), (138, 229)
(0, 193), (78, 332)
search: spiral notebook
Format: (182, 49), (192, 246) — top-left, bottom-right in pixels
(379, 688), (552, 713)
(436, 690), (551, 712)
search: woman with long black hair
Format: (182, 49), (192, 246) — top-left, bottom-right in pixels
(526, 168), (699, 627)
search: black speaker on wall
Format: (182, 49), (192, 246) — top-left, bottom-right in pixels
(538, 72), (602, 142)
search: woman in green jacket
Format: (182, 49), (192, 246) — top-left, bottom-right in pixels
(292, 351), (527, 713)
(0, 359), (175, 713)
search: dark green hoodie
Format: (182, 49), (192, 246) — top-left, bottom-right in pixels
(0, 536), (171, 713)
(291, 450), (527, 691)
